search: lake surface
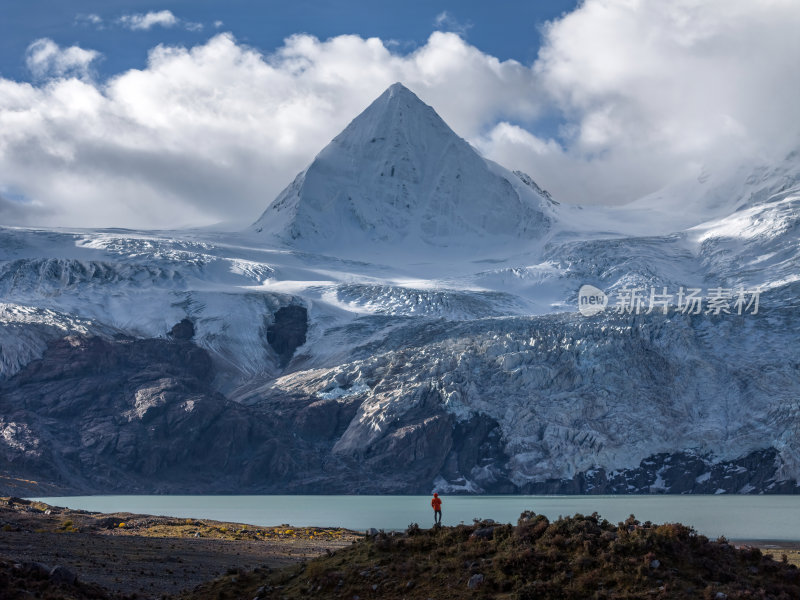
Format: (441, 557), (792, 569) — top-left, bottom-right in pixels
(31, 495), (800, 542)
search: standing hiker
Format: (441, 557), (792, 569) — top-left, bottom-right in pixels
(431, 492), (442, 525)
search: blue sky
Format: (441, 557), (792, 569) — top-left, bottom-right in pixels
(0, 1), (798, 228)
(0, 1), (577, 82)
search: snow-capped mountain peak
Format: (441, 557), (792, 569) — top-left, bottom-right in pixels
(3, 86), (799, 498)
(252, 83), (554, 259)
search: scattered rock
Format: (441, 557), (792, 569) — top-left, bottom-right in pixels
(49, 564), (78, 585)
(468, 573), (484, 589)
(96, 517), (120, 529)
(470, 526), (496, 541)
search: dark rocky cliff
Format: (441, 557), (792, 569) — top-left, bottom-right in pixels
(0, 332), (794, 496)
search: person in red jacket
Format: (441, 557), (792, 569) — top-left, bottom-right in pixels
(431, 492), (442, 525)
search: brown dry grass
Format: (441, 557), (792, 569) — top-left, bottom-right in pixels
(182, 513), (800, 600)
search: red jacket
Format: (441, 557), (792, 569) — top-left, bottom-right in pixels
(431, 496), (442, 510)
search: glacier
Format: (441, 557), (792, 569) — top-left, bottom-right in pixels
(0, 83), (799, 495)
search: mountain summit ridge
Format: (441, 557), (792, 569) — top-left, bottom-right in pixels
(252, 83), (554, 257)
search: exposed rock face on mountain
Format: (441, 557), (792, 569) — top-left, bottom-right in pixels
(0, 334), (493, 494)
(1, 83), (799, 495)
(1, 329), (792, 496)
(0, 335), (287, 494)
(267, 305), (308, 367)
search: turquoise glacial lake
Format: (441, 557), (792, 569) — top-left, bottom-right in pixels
(31, 495), (800, 542)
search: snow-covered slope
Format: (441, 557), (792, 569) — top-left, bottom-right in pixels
(252, 83), (556, 262)
(1, 84), (799, 495)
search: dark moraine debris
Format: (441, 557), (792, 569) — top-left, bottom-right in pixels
(267, 305), (308, 367)
(169, 318), (195, 340)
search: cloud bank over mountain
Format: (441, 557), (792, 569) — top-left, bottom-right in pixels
(0, 0), (797, 228)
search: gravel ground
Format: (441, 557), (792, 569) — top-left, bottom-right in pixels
(0, 497), (360, 598)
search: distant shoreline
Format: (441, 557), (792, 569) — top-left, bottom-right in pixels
(24, 493), (800, 543)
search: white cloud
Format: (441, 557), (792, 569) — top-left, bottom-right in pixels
(0, 32), (540, 228)
(76, 13), (104, 28)
(2, 0), (799, 229)
(118, 10), (178, 31)
(433, 11), (472, 36)
(117, 10), (204, 33)
(25, 39), (100, 80)
(512, 0), (800, 204)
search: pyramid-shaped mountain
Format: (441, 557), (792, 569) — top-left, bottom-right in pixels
(253, 83), (554, 255)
